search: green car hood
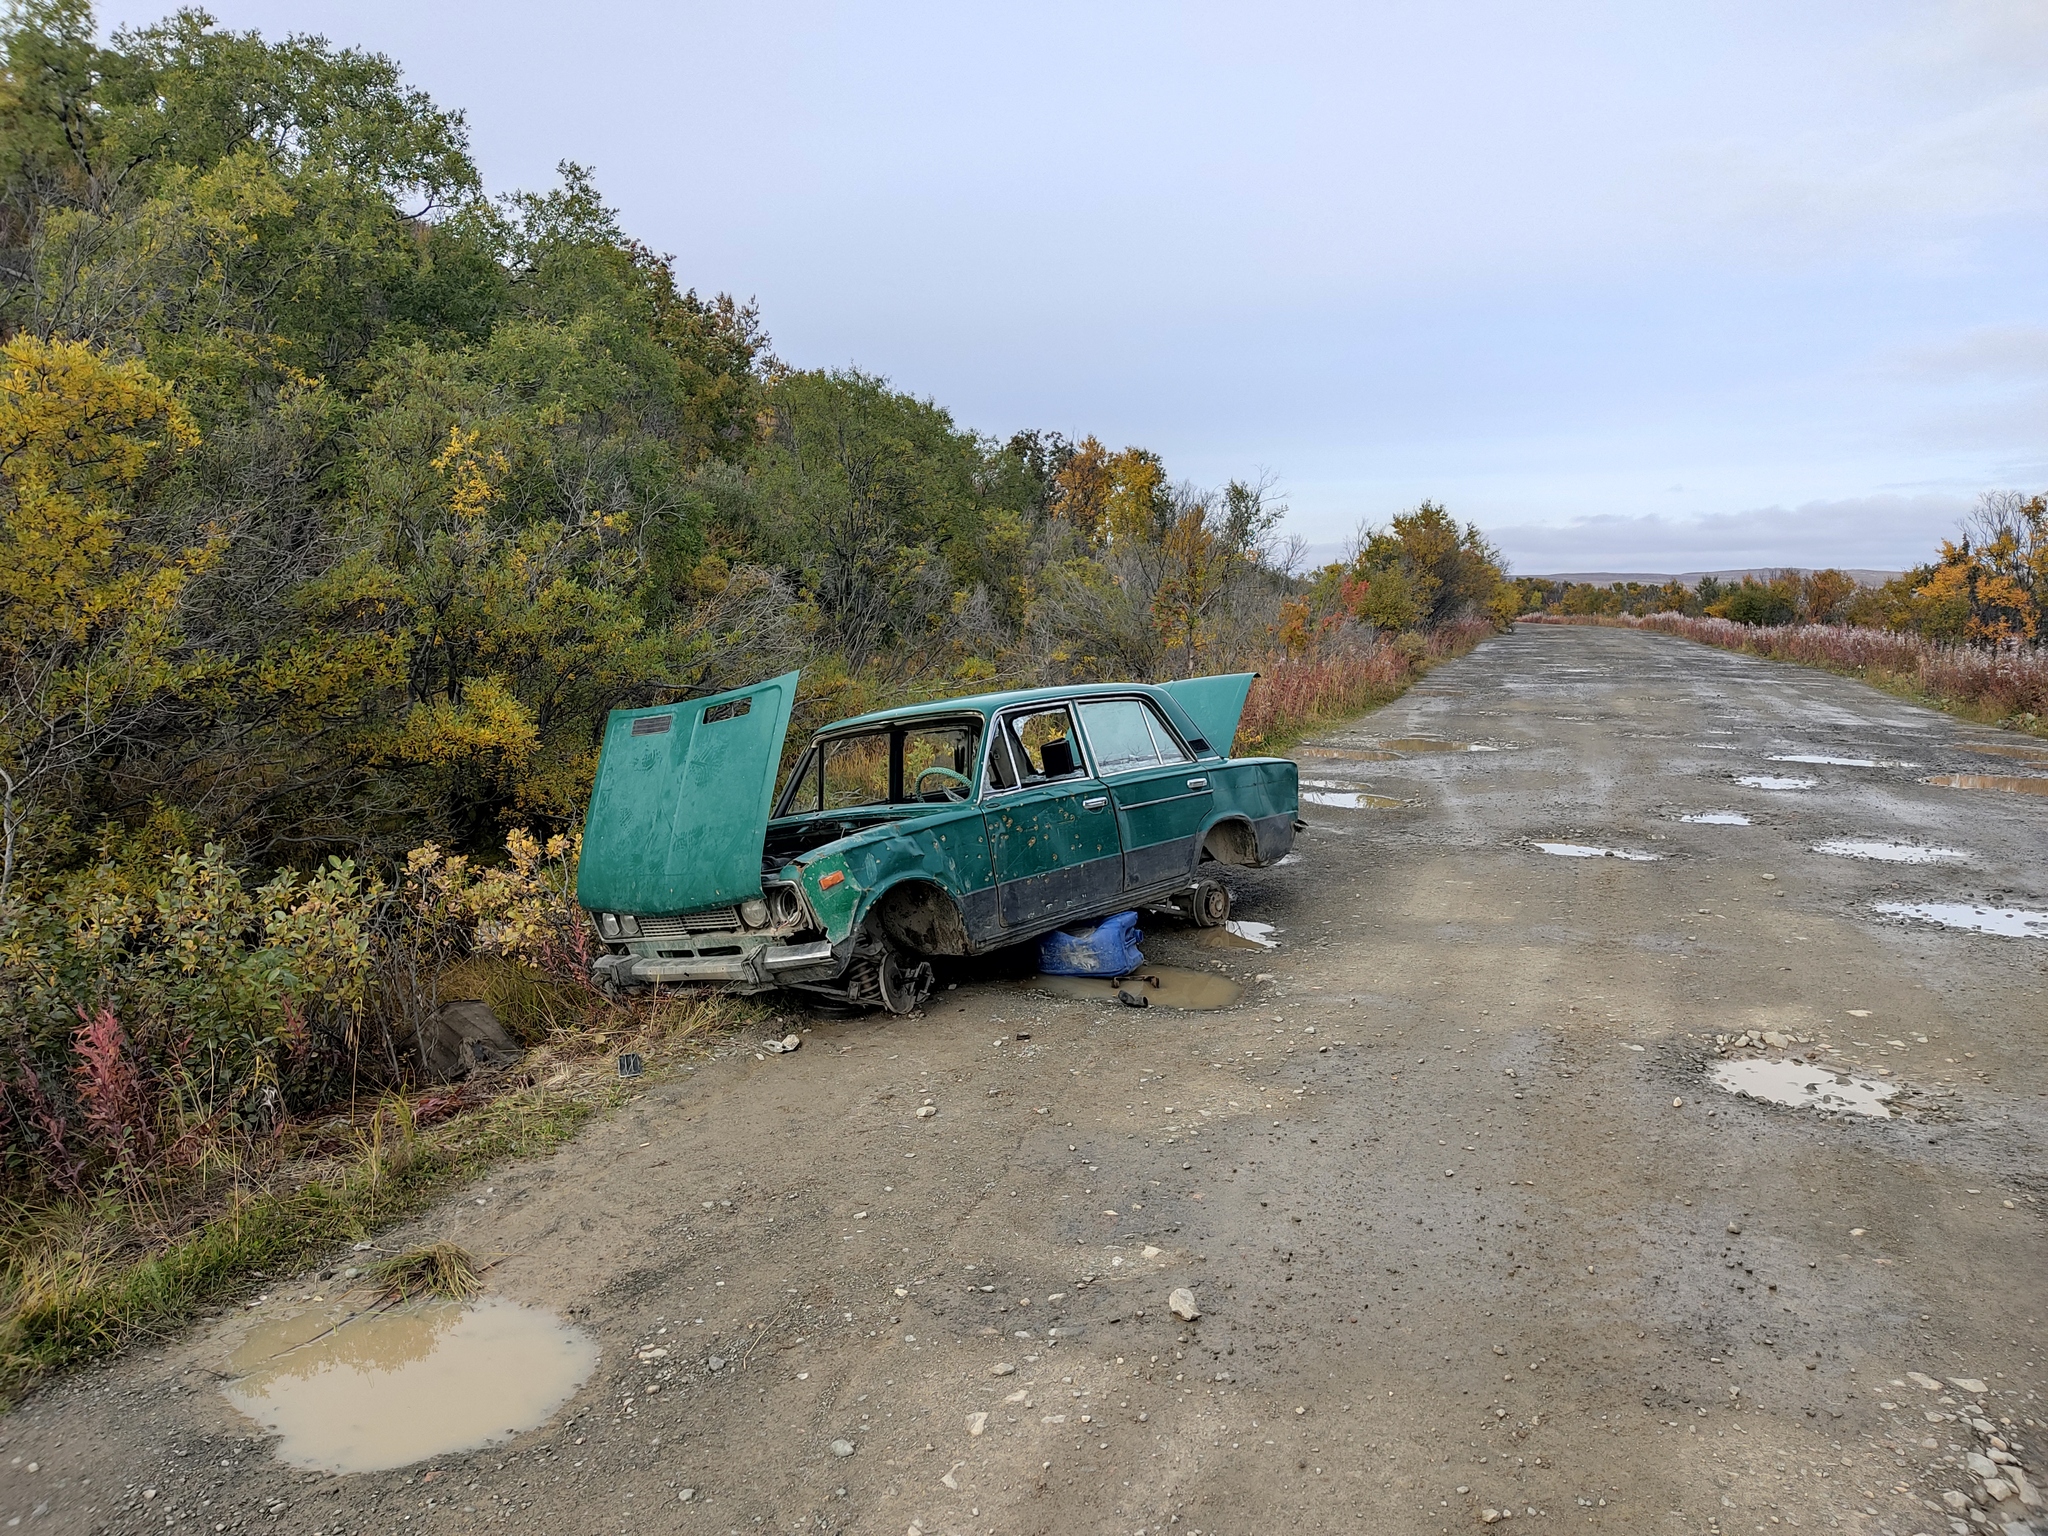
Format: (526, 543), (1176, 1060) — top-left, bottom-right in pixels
(1158, 672), (1257, 755)
(576, 671), (800, 915)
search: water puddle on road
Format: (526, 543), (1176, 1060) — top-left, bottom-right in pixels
(1873, 901), (2048, 938)
(1378, 738), (1501, 754)
(1531, 842), (1660, 861)
(1298, 746), (1402, 762)
(1958, 742), (2048, 764)
(1299, 739), (1499, 760)
(1681, 812), (1752, 825)
(222, 1296), (597, 1473)
(1708, 1058), (1896, 1118)
(1302, 787), (1404, 809)
(1767, 753), (1921, 768)
(1736, 775), (1817, 790)
(1811, 839), (1969, 864)
(1028, 966), (1243, 1010)
(1196, 920), (1280, 950)
(1922, 773), (2048, 796)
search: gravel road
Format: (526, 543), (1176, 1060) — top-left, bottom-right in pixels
(5, 623), (2046, 1536)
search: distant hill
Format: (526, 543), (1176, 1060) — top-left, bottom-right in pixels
(1523, 567), (1901, 589)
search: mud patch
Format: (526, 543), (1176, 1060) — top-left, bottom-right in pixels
(1872, 901), (2048, 938)
(1531, 842), (1660, 861)
(1027, 966), (1242, 1010)
(1708, 1057), (1896, 1118)
(1922, 773), (2048, 795)
(222, 1296), (597, 1473)
(1680, 812), (1751, 825)
(1811, 839), (1968, 864)
(1736, 774), (1816, 790)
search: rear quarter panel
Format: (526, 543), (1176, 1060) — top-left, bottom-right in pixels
(1206, 755), (1300, 864)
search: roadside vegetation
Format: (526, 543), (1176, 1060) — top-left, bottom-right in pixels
(1519, 491), (2046, 731)
(0, 4), (1515, 1389)
(1513, 489), (2046, 646)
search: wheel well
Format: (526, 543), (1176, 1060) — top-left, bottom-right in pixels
(1200, 818), (1260, 866)
(870, 879), (971, 956)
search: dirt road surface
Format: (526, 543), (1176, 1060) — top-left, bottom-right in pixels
(6, 624), (2046, 1536)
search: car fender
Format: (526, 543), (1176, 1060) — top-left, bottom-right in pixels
(1196, 810), (1263, 867)
(804, 814), (991, 947)
(857, 872), (976, 956)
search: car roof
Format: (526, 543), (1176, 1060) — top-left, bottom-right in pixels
(818, 681), (1168, 735)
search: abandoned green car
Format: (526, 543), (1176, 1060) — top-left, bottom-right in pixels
(575, 671), (1300, 1012)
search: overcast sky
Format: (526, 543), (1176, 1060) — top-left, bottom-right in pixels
(100, 0), (2048, 574)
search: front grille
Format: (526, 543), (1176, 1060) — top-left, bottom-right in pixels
(638, 907), (740, 938)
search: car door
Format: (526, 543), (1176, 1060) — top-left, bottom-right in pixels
(981, 702), (1126, 930)
(1074, 696), (1210, 890)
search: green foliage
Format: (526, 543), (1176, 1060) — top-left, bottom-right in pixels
(1291, 500), (1512, 647)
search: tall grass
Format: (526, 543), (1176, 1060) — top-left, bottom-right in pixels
(1524, 612), (2047, 727)
(1238, 618), (1498, 752)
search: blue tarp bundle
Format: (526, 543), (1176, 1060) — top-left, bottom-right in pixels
(1039, 910), (1144, 976)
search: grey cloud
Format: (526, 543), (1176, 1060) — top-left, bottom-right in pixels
(1491, 494), (1974, 575)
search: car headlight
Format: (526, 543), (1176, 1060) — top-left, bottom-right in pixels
(768, 884), (803, 925)
(598, 912), (621, 940)
(739, 897), (771, 928)
(619, 914), (641, 937)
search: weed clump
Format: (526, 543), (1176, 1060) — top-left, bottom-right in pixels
(371, 1242), (481, 1302)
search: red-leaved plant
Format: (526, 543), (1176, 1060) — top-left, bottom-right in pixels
(72, 1005), (157, 1176)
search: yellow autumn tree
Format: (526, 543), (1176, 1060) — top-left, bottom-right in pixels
(0, 335), (206, 897)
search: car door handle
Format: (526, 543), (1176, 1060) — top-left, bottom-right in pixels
(1081, 795), (1109, 809)
(1186, 777), (1209, 790)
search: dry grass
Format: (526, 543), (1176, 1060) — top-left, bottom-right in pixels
(1524, 613), (2047, 730)
(1238, 619), (1500, 752)
(371, 1242), (481, 1301)
(0, 990), (762, 1399)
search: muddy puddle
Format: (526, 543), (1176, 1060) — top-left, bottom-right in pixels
(1873, 901), (2048, 939)
(1680, 812), (1751, 825)
(1923, 773), (2048, 795)
(1301, 783), (1404, 809)
(1736, 774), (1816, 790)
(1299, 739), (1499, 760)
(1028, 965), (1242, 1010)
(1298, 745), (1402, 762)
(1531, 841), (1659, 861)
(1767, 753), (1918, 768)
(1811, 839), (1968, 864)
(222, 1296), (597, 1473)
(1196, 919), (1279, 950)
(1958, 742), (2048, 764)
(1708, 1057), (1896, 1118)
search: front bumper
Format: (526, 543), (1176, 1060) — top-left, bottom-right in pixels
(593, 938), (842, 991)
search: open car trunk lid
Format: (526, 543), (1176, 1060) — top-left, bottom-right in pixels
(1158, 672), (1257, 755)
(576, 671), (800, 915)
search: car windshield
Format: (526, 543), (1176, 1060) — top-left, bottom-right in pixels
(777, 718), (983, 813)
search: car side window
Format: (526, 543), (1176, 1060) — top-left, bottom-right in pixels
(993, 706), (1085, 788)
(1076, 699), (1161, 775)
